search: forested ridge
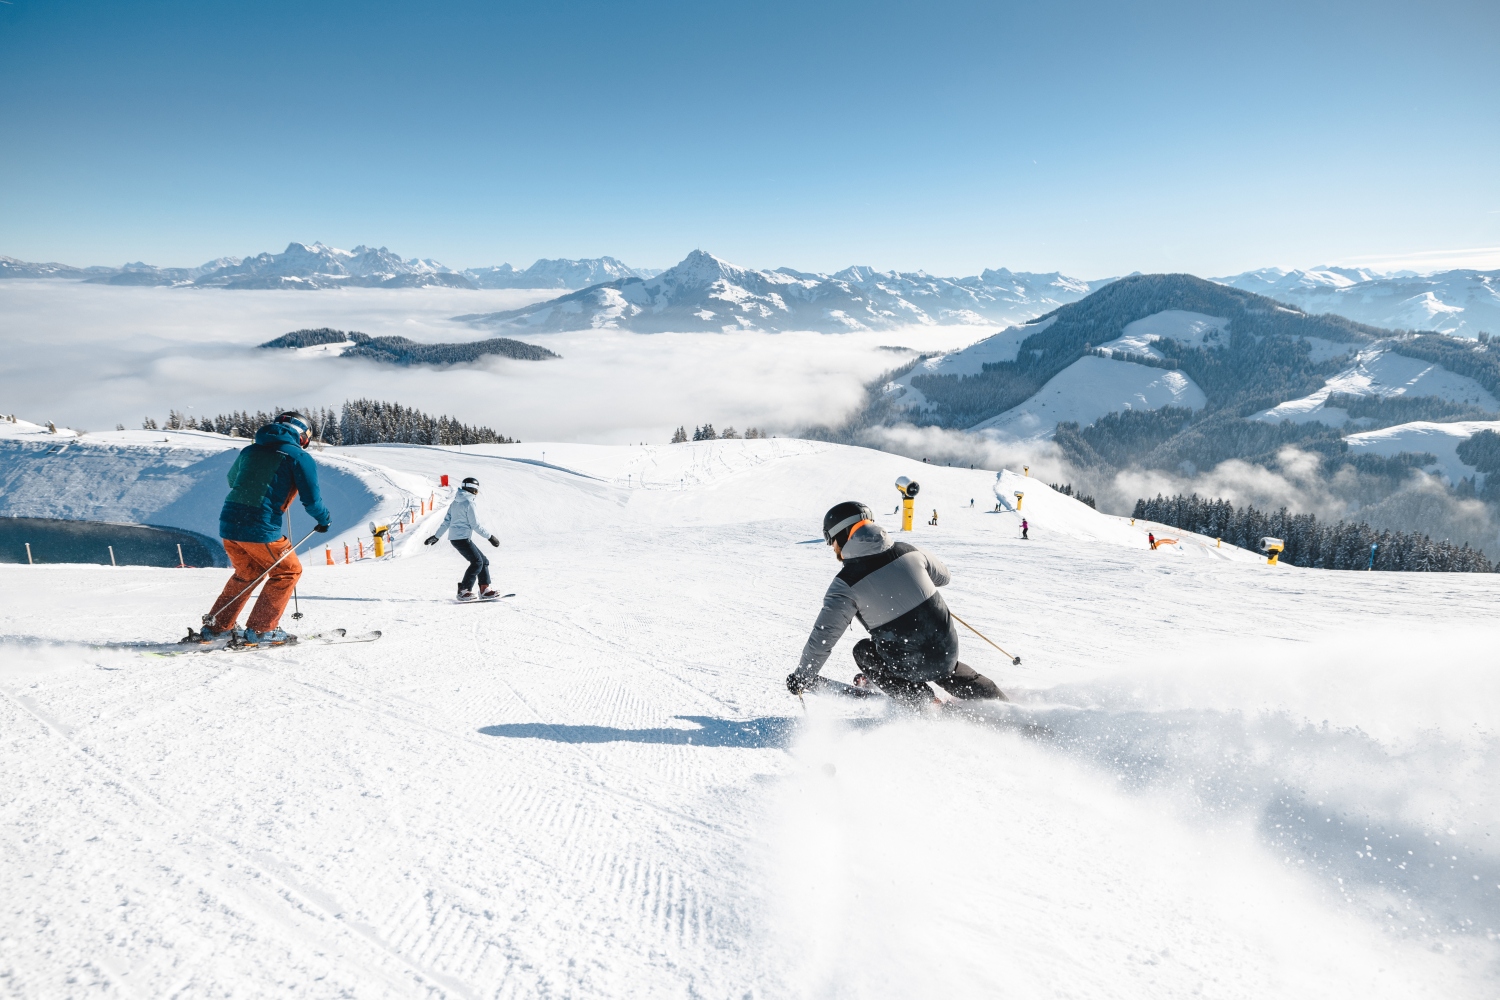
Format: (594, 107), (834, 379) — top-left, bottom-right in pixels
(259, 327), (558, 364)
(145, 399), (516, 446)
(1134, 493), (1494, 572)
(905, 274), (1379, 429)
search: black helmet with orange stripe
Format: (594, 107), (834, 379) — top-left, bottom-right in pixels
(822, 501), (872, 547)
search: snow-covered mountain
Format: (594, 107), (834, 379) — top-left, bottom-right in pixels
(0, 246), (663, 291)
(0, 255), (110, 280)
(458, 250), (1101, 333)
(192, 242), (474, 289)
(463, 256), (658, 289)
(1215, 267), (1500, 338)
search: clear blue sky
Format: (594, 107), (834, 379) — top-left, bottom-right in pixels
(1, 0), (1496, 277)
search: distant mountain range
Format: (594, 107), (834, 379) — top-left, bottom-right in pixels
(0, 243), (662, 291)
(457, 250), (1102, 333)
(3, 242), (1497, 337)
(1214, 266), (1500, 338)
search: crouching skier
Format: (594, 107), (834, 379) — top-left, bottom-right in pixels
(192, 412), (331, 646)
(423, 476), (501, 601)
(786, 501), (1003, 707)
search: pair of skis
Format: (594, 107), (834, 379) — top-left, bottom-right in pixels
(130, 628), (385, 657)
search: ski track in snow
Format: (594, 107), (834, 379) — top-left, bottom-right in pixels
(2, 440), (1498, 998)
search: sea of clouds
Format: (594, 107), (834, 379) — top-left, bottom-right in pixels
(0, 281), (982, 444)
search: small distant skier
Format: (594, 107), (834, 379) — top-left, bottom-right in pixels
(424, 477), (501, 601)
(1021, 518), (1029, 540)
(1148, 531), (1157, 550)
(786, 501), (1002, 707)
(196, 412), (331, 646)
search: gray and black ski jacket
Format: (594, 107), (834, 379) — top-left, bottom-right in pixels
(794, 521), (959, 684)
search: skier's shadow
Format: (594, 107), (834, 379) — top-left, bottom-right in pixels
(479, 715), (799, 749)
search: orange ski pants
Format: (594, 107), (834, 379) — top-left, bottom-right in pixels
(207, 537), (302, 632)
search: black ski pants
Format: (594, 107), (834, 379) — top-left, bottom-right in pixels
(451, 538), (491, 591)
(852, 638), (1003, 705)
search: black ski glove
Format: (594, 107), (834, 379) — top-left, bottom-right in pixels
(423, 536), (440, 546)
(314, 523), (330, 533)
(786, 672), (810, 696)
(488, 536), (500, 548)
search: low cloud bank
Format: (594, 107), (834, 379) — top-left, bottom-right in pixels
(0, 282), (983, 444)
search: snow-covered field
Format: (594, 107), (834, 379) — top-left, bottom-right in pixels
(3, 438), (1497, 998)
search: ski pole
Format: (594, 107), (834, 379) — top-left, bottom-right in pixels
(950, 611), (1022, 665)
(204, 528), (320, 628)
(286, 509), (304, 620)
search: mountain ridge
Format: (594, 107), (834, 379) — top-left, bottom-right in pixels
(456, 249), (1105, 333)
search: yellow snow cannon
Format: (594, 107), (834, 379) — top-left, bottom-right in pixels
(895, 476), (920, 531)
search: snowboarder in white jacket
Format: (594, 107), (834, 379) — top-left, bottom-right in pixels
(787, 501), (1003, 706)
(423, 477), (500, 600)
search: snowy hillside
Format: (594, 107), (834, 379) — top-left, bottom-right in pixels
(1253, 343), (1499, 426)
(1344, 419), (1500, 487)
(458, 250), (1100, 333)
(1217, 267), (1500, 338)
(0, 419), (430, 564)
(3, 436), (1496, 998)
(972, 356), (1205, 439)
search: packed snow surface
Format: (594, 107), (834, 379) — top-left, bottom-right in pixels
(1253, 346), (1499, 426)
(972, 355), (1206, 439)
(3, 439), (1498, 998)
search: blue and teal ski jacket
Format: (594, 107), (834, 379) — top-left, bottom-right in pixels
(218, 422), (332, 542)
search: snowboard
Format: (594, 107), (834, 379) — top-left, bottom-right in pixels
(455, 592), (515, 604)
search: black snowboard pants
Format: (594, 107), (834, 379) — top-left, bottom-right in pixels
(853, 638), (1003, 705)
(451, 538), (491, 592)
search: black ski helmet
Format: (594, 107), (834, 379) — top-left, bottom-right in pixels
(276, 411), (312, 447)
(461, 476), (480, 494)
(822, 500), (873, 546)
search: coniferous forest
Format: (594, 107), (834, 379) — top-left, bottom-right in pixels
(146, 399), (515, 446)
(1134, 493), (1494, 572)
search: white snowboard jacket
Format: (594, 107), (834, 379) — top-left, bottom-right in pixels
(431, 489), (495, 543)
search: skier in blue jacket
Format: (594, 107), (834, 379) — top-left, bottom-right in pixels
(424, 476), (500, 600)
(199, 412), (331, 645)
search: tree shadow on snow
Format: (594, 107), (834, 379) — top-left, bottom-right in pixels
(479, 715), (799, 749)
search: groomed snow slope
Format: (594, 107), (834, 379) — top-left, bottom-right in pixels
(972, 355), (1206, 439)
(1253, 347), (1498, 426)
(3, 439), (1497, 998)
(1344, 419), (1500, 487)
